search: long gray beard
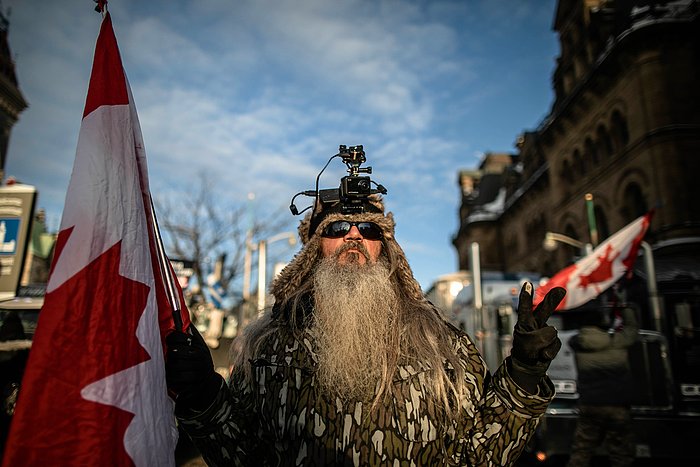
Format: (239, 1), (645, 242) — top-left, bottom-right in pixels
(311, 255), (398, 401)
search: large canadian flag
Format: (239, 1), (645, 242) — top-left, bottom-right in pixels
(3, 12), (190, 466)
(535, 212), (653, 311)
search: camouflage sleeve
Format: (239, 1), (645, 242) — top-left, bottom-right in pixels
(455, 334), (554, 466)
(176, 376), (259, 466)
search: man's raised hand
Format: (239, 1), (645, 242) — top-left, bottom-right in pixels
(509, 282), (566, 391)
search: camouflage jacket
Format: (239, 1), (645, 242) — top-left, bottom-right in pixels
(178, 326), (553, 466)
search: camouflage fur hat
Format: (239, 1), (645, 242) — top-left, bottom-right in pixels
(269, 195), (424, 303)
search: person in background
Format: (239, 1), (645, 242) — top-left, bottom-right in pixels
(567, 289), (639, 467)
(165, 188), (566, 466)
(0, 311), (29, 455)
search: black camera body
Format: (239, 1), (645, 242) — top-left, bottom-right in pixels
(338, 144), (374, 208)
(341, 175), (371, 199)
(289, 144), (387, 217)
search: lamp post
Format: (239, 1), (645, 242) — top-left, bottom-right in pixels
(543, 232), (593, 255)
(256, 232), (296, 314)
(240, 192), (256, 328)
(242, 231), (253, 304)
(242, 192), (256, 305)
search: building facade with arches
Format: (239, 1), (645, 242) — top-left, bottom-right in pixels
(0, 8), (27, 183)
(454, 0), (700, 279)
(453, 0), (700, 458)
(452, 2), (700, 457)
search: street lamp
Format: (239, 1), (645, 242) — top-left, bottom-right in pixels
(543, 232), (593, 255)
(257, 232), (297, 314)
(240, 193), (256, 328)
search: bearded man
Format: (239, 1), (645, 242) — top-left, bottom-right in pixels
(165, 194), (565, 466)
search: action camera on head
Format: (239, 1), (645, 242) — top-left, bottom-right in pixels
(289, 144), (387, 219)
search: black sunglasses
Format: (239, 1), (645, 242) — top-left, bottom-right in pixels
(321, 221), (383, 240)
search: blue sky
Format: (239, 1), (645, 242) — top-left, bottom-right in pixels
(4, 0), (559, 290)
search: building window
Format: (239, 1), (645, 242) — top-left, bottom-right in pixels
(611, 110), (629, 151)
(573, 149), (587, 176)
(560, 158), (575, 187)
(622, 182), (648, 222)
(585, 137), (599, 167)
(596, 124), (613, 159)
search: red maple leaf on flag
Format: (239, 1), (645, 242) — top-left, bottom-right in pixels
(577, 244), (620, 292)
(4, 12), (187, 465)
(8, 232), (149, 465)
(535, 211), (653, 311)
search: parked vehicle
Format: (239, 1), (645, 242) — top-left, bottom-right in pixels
(424, 270), (471, 320)
(449, 270), (540, 372)
(0, 294), (43, 457)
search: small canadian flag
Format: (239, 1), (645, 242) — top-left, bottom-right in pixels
(534, 212), (653, 311)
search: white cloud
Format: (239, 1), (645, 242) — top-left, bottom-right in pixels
(4, 0), (558, 289)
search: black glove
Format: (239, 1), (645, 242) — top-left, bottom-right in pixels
(165, 325), (224, 413)
(509, 282), (566, 392)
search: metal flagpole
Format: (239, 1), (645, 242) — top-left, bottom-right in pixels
(149, 196), (184, 331)
(585, 193), (599, 247)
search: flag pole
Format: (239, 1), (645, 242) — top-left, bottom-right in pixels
(92, 0), (184, 332)
(585, 193), (599, 247)
(149, 196), (184, 331)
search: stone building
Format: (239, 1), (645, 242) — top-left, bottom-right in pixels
(454, 0), (700, 280)
(455, 153), (516, 271)
(0, 8), (27, 183)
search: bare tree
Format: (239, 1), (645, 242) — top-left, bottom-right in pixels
(155, 172), (290, 309)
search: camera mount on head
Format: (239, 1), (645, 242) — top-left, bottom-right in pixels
(339, 145), (368, 176)
(289, 144), (387, 217)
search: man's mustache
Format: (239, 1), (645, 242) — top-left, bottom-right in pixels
(334, 241), (370, 260)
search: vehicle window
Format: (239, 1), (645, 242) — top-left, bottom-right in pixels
(0, 309), (40, 341)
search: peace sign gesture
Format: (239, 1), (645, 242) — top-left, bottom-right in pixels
(509, 282), (566, 390)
